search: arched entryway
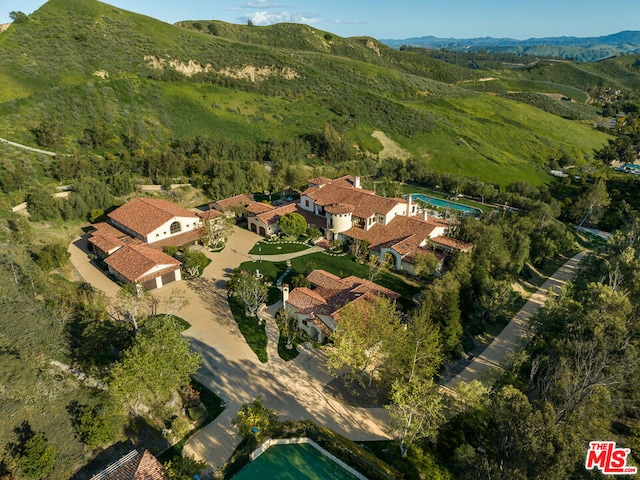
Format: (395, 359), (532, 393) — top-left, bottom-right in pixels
(258, 226), (266, 236)
(250, 223), (257, 233)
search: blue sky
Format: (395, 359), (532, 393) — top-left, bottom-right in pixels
(2, 0), (639, 40)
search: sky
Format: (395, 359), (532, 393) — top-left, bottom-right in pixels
(1, 0), (639, 40)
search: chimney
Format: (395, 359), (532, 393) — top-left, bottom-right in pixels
(353, 176), (361, 189)
(407, 194), (412, 217)
(423, 210), (428, 221)
(282, 284), (289, 307)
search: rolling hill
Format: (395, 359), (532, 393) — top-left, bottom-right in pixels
(0, 0), (616, 187)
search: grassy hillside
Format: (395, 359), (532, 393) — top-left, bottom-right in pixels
(0, 0), (613, 186)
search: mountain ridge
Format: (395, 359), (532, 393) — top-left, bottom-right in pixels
(381, 30), (640, 62)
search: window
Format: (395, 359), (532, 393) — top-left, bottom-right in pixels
(156, 234), (159, 237)
(170, 221), (181, 234)
(305, 199), (309, 207)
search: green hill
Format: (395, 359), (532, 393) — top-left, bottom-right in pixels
(0, 0), (612, 187)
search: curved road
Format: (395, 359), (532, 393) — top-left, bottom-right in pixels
(445, 251), (587, 389)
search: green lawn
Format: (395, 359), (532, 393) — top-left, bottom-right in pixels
(228, 296), (268, 363)
(278, 335), (301, 362)
(249, 240), (311, 255)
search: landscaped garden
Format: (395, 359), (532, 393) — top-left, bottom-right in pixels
(249, 239), (311, 256)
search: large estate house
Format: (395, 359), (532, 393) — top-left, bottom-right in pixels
(283, 269), (401, 342)
(240, 175), (472, 275)
(88, 198), (209, 290)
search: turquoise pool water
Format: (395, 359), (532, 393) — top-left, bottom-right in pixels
(411, 194), (482, 216)
(232, 443), (362, 480)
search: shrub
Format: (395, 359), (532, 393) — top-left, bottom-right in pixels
(187, 406), (206, 423)
(163, 246), (179, 257)
(8, 424), (56, 480)
(171, 416), (191, 439)
(290, 273), (310, 288)
(182, 248), (209, 277)
(68, 402), (117, 450)
(36, 243), (70, 272)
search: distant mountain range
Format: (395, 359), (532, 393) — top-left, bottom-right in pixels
(380, 31), (640, 62)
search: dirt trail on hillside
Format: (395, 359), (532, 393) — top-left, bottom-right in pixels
(372, 131), (411, 160)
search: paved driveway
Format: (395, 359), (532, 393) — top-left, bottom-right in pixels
(445, 251), (587, 389)
(69, 226), (391, 471)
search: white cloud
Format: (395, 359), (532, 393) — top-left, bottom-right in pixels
(334, 19), (365, 25)
(244, 0), (288, 8)
(242, 11), (321, 25)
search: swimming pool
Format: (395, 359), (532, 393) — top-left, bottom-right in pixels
(411, 194), (482, 216)
(233, 441), (364, 480)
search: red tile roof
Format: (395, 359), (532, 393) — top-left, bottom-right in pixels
(108, 198), (198, 236)
(214, 194), (253, 211)
(90, 450), (168, 480)
(104, 244), (180, 282)
(147, 229), (204, 250)
(324, 203), (355, 215)
(287, 270), (400, 328)
(254, 203), (298, 225)
(342, 276), (401, 300)
(89, 232), (125, 253)
(246, 202), (276, 215)
(343, 215), (439, 250)
(307, 177), (334, 187)
(198, 209), (224, 220)
(303, 183), (403, 219)
(307, 270), (344, 291)
(429, 236), (473, 252)
(288, 287), (328, 311)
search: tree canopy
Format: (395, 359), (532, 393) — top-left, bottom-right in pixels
(108, 317), (201, 413)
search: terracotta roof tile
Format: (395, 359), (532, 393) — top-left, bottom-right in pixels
(307, 177), (333, 187)
(343, 215), (438, 250)
(324, 203), (355, 215)
(104, 244), (180, 282)
(92, 221), (130, 239)
(255, 203), (298, 225)
(108, 198), (198, 236)
(307, 270), (344, 291)
(214, 194), (253, 211)
(429, 236), (473, 251)
(287, 270), (400, 328)
(288, 287), (327, 311)
(90, 450), (168, 480)
(303, 183), (400, 219)
(342, 276), (401, 300)
(198, 209), (224, 220)
(89, 232), (125, 253)
(246, 202), (276, 215)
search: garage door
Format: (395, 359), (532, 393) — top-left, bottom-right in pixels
(141, 278), (157, 291)
(161, 271), (177, 286)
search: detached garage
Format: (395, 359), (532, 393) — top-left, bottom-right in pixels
(104, 244), (181, 290)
